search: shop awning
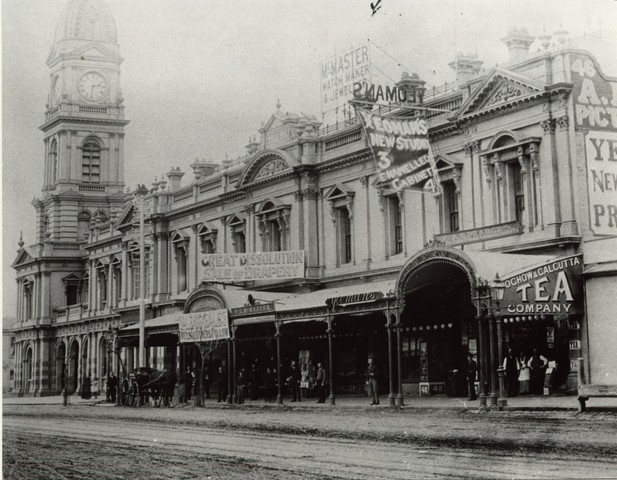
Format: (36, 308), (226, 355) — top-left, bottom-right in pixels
(464, 250), (556, 281)
(274, 279), (396, 312)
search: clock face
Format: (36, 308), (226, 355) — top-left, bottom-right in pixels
(78, 72), (108, 102)
(52, 76), (62, 105)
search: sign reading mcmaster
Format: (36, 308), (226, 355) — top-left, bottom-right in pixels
(500, 255), (583, 316)
(201, 250), (305, 282)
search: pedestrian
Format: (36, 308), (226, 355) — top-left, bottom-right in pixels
(365, 357), (379, 405)
(81, 374), (92, 400)
(178, 369), (187, 404)
(308, 360), (316, 397)
(165, 370), (177, 406)
(185, 367), (194, 401)
(216, 366), (227, 402)
(264, 367), (274, 403)
(466, 353), (477, 401)
(527, 349), (548, 395)
(315, 362), (327, 403)
(287, 360), (300, 402)
(517, 351), (530, 395)
(237, 369), (246, 404)
(107, 372), (118, 403)
(249, 363), (260, 400)
(300, 363), (309, 399)
(203, 368), (211, 399)
(503, 348), (520, 397)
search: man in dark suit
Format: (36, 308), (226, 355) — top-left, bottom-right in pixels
(216, 366), (227, 402)
(366, 357), (379, 405)
(467, 353), (477, 401)
(288, 360), (300, 402)
(315, 363), (327, 403)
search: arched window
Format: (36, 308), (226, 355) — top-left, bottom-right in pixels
(257, 201), (290, 252)
(171, 231), (190, 293)
(82, 139), (101, 183)
(49, 139), (58, 184)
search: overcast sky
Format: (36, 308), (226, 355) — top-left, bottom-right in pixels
(2, 0), (616, 318)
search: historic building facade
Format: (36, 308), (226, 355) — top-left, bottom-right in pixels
(11, 0), (616, 404)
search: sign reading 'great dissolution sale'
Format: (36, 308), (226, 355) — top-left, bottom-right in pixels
(500, 255), (583, 316)
(571, 53), (617, 236)
(358, 109), (438, 192)
(178, 310), (229, 343)
(201, 250), (305, 282)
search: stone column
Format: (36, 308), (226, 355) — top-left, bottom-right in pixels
(395, 310), (404, 406)
(540, 118), (561, 236)
(488, 316), (498, 406)
(476, 313), (485, 406)
(327, 316), (335, 405)
(275, 322), (283, 404)
(385, 311), (395, 407)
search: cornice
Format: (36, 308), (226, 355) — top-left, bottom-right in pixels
(40, 115), (130, 131)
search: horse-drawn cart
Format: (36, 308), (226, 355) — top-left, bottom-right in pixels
(119, 367), (176, 407)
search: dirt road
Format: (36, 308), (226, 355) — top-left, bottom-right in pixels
(4, 405), (617, 479)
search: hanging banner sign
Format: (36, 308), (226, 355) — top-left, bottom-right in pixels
(178, 309), (229, 343)
(358, 109), (439, 192)
(320, 44), (371, 114)
(201, 250), (305, 282)
(571, 53), (617, 236)
(500, 255), (583, 315)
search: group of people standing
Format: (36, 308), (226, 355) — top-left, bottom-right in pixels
(467, 348), (550, 400)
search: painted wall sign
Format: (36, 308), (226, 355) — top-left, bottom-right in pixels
(352, 82), (424, 104)
(320, 44), (371, 113)
(358, 110), (439, 192)
(201, 250), (305, 282)
(325, 291), (384, 309)
(435, 220), (522, 246)
(500, 255), (583, 315)
(571, 53), (617, 236)
(231, 303), (275, 316)
(178, 309), (229, 343)
(233, 314), (276, 326)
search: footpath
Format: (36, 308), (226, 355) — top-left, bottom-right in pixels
(4, 392), (617, 411)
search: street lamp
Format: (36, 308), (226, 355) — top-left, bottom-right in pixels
(472, 280), (491, 407)
(490, 274), (507, 409)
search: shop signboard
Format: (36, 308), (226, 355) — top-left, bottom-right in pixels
(178, 309), (229, 343)
(325, 291), (384, 309)
(435, 220), (522, 246)
(201, 250), (305, 282)
(500, 255), (583, 316)
(358, 110), (439, 192)
(233, 314), (276, 326)
(571, 53), (617, 236)
(320, 44), (371, 114)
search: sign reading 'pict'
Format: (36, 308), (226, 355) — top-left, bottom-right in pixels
(358, 110), (438, 191)
(178, 309), (229, 343)
(500, 255), (583, 316)
(571, 53), (617, 235)
(201, 250), (305, 282)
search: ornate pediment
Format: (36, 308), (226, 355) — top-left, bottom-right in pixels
(115, 203), (135, 229)
(12, 247), (36, 268)
(453, 68), (545, 120)
(237, 149), (296, 187)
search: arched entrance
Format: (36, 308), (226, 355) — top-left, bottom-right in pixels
(396, 247), (477, 397)
(24, 346), (33, 393)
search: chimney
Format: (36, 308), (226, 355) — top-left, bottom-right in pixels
(448, 52), (484, 86)
(190, 158), (218, 180)
(501, 27), (535, 63)
(166, 167), (185, 191)
(245, 136), (260, 156)
(395, 72), (426, 104)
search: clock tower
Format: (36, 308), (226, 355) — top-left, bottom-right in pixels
(38, 0), (128, 243)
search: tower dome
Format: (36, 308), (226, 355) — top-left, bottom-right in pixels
(54, 0), (117, 45)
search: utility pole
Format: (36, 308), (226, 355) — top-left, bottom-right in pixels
(139, 193), (146, 367)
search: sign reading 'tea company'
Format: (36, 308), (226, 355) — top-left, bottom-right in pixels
(500, 255), (583, 315)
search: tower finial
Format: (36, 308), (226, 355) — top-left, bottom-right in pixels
(18, 231), (24, 248)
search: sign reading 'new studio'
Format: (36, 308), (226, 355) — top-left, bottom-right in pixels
(571, 53), (617, 236)
(201, 250), (305, 282)
(358, 110), (439, 192)
(500, 255), (583, 316)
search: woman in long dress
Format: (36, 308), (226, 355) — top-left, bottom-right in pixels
(518, 352), (530, 394)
